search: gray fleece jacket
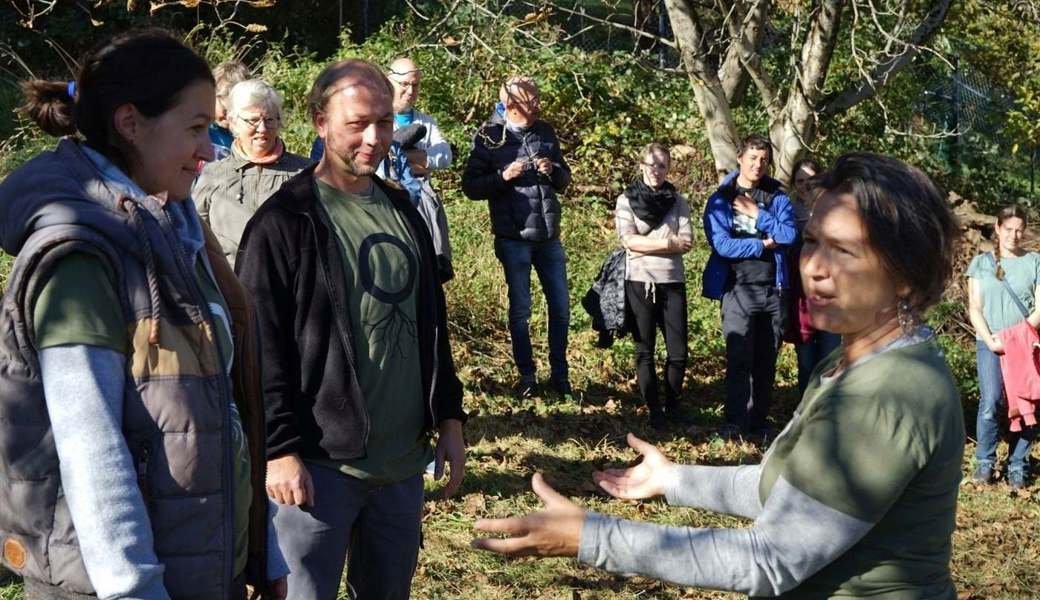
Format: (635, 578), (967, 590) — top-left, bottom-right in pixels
(194, 145), (311, 266)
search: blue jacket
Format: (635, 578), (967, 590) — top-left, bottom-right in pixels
(701, 170), (797, 299)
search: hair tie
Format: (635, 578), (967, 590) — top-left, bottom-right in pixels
(67, 80), (76, 99)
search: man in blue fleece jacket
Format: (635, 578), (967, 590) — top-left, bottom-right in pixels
(702, 134), (797, 438)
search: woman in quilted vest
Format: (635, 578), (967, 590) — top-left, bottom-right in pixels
(0, 29), (286, 599)
(966, 205), (1040, 490)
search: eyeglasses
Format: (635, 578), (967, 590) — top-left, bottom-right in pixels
(641, 161), (669, 171)
(237, 114), (280, 130)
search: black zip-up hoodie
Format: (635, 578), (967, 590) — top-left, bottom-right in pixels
(235, 165), (465, 461)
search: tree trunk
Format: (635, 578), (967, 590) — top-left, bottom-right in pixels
(664, 0), (741, 177)
(772, 0), (844, 183)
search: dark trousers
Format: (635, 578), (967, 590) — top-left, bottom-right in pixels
(493, 237), (570, 382)
(273, 465), (424, 600)
(722, 283), (785, 431)
(625, 280), (688, 412)
(794, 330), (841, 395)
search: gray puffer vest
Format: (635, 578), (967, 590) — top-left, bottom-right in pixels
(0, 140), (243, 598)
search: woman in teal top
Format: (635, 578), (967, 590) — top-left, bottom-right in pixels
(472, 153), (965, 599)
(966, 205), (1040, 489)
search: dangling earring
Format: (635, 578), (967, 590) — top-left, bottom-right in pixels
(897, 298), (915, 334)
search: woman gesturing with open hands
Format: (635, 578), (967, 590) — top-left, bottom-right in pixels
(474, 154), (965, 599)
(592, 433), (674, 500)
(471, 473), (585, 557)
(469, 435), (678, 558)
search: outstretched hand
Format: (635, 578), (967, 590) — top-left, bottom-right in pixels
(470, 473), (585, 557)
(592, 433), (675, 501)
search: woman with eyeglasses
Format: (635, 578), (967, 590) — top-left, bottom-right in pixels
(615, 143), (693, 430)
(195, 78), (310, 266)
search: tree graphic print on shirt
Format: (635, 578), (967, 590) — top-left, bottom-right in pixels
(313, 178), (431, 483)
(358, 231), (418, 360)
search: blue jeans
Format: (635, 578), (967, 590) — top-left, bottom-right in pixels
(975, 340), (1037, 476)
(273, 464), (424, 600)
(795, 331), (841, 396)
(494, 237), (570, 382)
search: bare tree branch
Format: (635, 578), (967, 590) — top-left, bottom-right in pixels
(768, 0), (844, 182)
(8, 0), (58, 28)
(454, 0), (558, 49)
(525, 0), (678, 49)
(796, 0), (844, 106)
(718, 0), (750, 102)
(403, 0), (432, 21)
(821, 0), (953, 116)
(402, 0), (464, 53)
(730, 0), (777, 116)
(664, 0), (741, 174)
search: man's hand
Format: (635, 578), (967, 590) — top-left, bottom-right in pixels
(266, 576), (288, 600)
(471, 473), (584, 557)
(988, 336), (1005, 355)
(592, 433), (675, 500)
(266, 453), (314, 507)
(762, 237), (777, 250)
(535, 157), (553, 176)
(405, 148), (430, 176)
(434, 419), (466, 498)
(502, 161), (525, 181)
(733, 194), (759, 219)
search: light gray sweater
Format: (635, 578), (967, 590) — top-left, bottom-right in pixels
(615, 192), (693, 284)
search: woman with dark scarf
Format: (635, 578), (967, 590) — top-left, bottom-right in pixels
(615, 143), (694, 430)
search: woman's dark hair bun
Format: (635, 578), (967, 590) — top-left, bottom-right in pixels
(17, 28), (214, 168)
(20, 79), (77, 137)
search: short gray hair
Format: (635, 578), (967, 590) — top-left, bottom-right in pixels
(228, 79), (283, 118)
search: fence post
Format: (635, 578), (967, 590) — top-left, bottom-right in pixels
(658, 7), (667, 68)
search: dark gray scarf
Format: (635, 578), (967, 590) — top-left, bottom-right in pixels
(625, 178), (678, 228)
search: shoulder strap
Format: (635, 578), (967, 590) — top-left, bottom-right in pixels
(989, 252), (1031, 318)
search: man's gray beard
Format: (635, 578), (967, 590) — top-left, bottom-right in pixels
(345, 160), (378, 177)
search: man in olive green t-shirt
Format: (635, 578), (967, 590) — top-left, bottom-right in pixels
(241, 60), (467, 600)
(310, 178), (432, 483)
